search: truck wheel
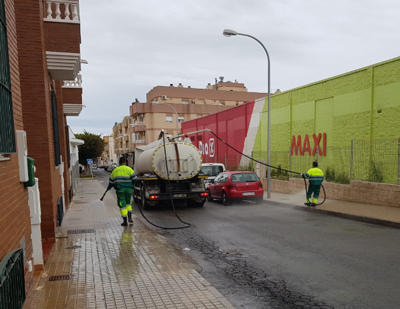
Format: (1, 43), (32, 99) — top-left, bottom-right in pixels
(187, 199), (205, 207)
(140, 186), (149, 210)
(133, 190), (139, 205)
(222, 191), (230, 206)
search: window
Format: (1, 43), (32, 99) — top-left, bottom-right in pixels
(0, 0), (16, 154)
(178, 116), (184, 123)
(166, 116), (173, 123)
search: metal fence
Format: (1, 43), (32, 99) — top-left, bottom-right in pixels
(220, 138), (400, 185)
(0, 249), (26, 309)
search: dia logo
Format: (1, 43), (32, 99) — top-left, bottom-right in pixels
(198, 138), (215, 157)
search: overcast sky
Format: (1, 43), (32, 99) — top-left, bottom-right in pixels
(67, 0), (399, 136)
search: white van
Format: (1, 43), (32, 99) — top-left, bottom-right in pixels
(200, 163), (226, 188)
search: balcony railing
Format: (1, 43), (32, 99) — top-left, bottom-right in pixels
(130, 122), (145, 127)
(44, 0), (80, 23)
(62, 74), (82, 88)
(133, 140), (146, 144)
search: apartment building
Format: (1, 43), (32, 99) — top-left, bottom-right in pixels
(0, 0), (83, 306)
(126, 81), (268, 155)
(112, 116), (135, 166)
(102, 135), (117, 165)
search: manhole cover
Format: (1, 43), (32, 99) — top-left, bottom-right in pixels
(65, 245), (82, 249)
(67, 229), (95, 234)
(49, 275), (71, 281)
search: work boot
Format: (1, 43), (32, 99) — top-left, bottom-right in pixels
(311, 203), (316, 207)
(121, 217), (128, 226)
(304, 202), (311, 207)
(128, 212), (133, 223)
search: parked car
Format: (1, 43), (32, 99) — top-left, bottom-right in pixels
(207, 171), (264, 205)
(106, 163), (118, 172)
(200, 163), (226, 189)
(91, 163), (98, 170)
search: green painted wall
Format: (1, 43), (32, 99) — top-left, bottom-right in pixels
(254, 57), (400, 184)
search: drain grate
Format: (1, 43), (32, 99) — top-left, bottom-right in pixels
(49, 275), (71, 281)
(65, 245), (82, 249)
(67, 229), (95, 235)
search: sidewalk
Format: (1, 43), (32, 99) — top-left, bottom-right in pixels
(265, 190), (400, 228)
(30, 179), (235, 309)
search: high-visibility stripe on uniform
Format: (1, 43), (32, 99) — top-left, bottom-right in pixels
(108, 165), (137, 190)
(304, 167), (324, 185)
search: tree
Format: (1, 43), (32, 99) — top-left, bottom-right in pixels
(75, 130), (104, 165)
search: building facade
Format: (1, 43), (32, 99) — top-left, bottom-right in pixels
(0, 0), (83, 306)
(1, 0), (35, 304)
(102, 135), (117, 165)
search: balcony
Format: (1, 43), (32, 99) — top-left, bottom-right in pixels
(46, 52), (80, 81)
(130, 122), (146, 126)
(43, 1), (81, 80)
(130, 122), (146, 132)
(133, 139), (146, 144)
(62, 74), (82, 116)
(44, 1), (80, 24)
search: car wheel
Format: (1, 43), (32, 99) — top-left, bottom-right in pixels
(221, 191), (229, 206)
(207, 190), (213, 202)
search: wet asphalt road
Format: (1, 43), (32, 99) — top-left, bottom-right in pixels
(95, 169), (400, 309)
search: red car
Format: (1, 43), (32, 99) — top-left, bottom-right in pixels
(207, 171), (264, 205)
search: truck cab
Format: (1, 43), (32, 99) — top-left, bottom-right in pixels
(200, 163), (226, 189)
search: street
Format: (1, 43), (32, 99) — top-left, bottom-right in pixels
(96, 169), (400, 309)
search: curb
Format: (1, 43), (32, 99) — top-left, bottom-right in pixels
(263, 199), (400, 229)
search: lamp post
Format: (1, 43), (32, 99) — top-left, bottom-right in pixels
(223, 29), (271, 198)
(133, 125), (148, 144)
(162, 103), (179, 135)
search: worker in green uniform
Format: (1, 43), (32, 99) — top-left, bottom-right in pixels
(107, 157), (137, 226)
(301, 161), (324, 207)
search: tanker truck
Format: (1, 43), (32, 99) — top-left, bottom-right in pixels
(133, 132), (208, 209)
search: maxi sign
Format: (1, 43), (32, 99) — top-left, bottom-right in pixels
(291, 133), (326, 156)
(198, 138), (215, 157)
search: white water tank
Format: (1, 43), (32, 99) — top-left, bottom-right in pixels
(134, 141), (202, 180)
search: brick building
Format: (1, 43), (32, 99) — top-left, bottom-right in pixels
(0, 0), (83, 306)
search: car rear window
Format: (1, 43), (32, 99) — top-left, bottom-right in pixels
(231, 173), (260, 183)
(201, 165), (224, 176)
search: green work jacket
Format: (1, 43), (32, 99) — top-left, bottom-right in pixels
(107, 165), (137, 191)
(303, 167), (324, 185)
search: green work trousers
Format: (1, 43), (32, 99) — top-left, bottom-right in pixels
(116, 188), (133, 217)
(306, 184), (321, 204)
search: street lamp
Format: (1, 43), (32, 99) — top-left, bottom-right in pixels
(223, 29), (272, 198)
(131, 124), (148, 144)
(162, 103), (179, 135)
